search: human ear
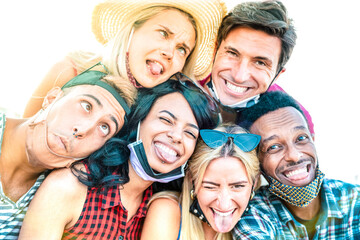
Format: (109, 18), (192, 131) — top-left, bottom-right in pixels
(42, 87), (63, 109)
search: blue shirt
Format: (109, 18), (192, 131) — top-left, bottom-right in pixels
(232, 178), (360, 240)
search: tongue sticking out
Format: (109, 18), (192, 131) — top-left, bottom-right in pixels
(155, 144), (178, 164)
(214, 211), (233, 233)
(147, 60), (163, 75)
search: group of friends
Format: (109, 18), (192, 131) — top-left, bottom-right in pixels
(1, 0), (359, 239)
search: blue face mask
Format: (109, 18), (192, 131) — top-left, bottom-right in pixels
(127, 123), (187, 183)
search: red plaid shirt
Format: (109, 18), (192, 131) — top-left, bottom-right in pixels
(62, 184), (153, 240)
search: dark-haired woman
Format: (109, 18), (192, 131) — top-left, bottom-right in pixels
(19, 78), (219, 240)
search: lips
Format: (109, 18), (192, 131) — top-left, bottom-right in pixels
(146, 60), (164, 75)
(225, 81), (248, 94)
(281, 162), (312, 184)
(154, 142), (179, 164)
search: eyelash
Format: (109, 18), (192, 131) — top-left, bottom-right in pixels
(80, 100), (92, 112)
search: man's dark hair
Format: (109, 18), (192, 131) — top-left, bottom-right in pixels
(237, 91), (305, 130)
(216, 0), (297, 72)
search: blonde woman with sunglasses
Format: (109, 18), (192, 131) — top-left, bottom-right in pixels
(141, 124), (260, 240)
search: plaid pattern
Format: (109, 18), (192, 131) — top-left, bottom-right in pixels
(268, 167), (325, 207)
(232, 178), (360, 240)
(62, 184), (152, 240)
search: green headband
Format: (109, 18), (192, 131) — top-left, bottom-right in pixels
(62, 63), (131, 116)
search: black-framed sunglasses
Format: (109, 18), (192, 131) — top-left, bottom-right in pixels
(169, 72), (220, 115)
(200, 129), (261, 152)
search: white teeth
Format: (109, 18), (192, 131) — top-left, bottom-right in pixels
(285, 167), (307, 178)
(226, 81), (247, 93)
(155, 143), (176, 156)
(213, 209), (233, 217)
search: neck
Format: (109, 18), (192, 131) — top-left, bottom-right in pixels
(284, 193), (321, 220)
(0, 117), (44, 201)
(202, 221), (217, 240)
(120, 161), (152, 205)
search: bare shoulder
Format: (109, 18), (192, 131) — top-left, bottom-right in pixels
(141, 194), (181, 240)
(41, 165), (87, 196)
(148, 197), (180, 213)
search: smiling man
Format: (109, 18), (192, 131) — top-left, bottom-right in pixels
(233, 91), (360, 240)
(201, 0), (314, 136)
(0, 69), (132, 239)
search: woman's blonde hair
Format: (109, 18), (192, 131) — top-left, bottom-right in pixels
(180, 124), (260, 240)
(68, 6), (198, 100)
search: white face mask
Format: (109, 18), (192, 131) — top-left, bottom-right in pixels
(206, 80), (260, 109)
(127, 123), (186, 183)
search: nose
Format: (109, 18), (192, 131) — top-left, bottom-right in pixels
(233, 60), (251, 83)
(217, 188), (232, 210)
(284, 144), (303, 163)
(72, 123), (95, 139)
(160, 43), (174, 60)
(167, 127), (183, 143)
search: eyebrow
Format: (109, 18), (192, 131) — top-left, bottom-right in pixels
(83, 94), (102, 107)
(160, 110), (199, 131)
(224, 46), (240, 55)
(83, 94), (119, 133)
(160, 25), (192, 54)
(262, 125), (308, 144)
(225, 46), (273, 64)
(202, 180), (248, 186)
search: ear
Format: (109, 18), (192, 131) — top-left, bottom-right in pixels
(212, 41), (219, 62)
(253, 173), (261, 190)
(42, 87), (63, 109)
(273, 67), (286, 84)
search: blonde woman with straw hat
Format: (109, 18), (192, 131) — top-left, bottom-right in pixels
(23, 0), (226, 118)
(141, 124), (260, 240)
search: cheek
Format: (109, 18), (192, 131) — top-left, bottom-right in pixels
(197, 190), (214, 208)
(184, 139), (197, 156)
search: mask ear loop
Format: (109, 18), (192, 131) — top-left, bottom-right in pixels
(265, 67), (283, 92)
(136, 121), (141, 141)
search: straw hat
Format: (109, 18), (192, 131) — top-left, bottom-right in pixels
(92, 0), (227, 80)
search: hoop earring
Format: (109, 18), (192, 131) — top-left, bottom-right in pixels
(190, 189), (195, 200)
(250, 191), (255, 200)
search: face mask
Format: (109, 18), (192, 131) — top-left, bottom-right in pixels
(206, 80), (260, 109)
(267, 166), (325, 207)
(127, 123), (187, 183)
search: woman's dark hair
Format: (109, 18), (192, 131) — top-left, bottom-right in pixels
(72, 79), (219, 189)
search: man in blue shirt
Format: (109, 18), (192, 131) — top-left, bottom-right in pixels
(233, 91), (360, 239)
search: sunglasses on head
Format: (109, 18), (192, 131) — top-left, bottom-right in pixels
(169, 72), (220, 114)
(200, 129), (261, 152)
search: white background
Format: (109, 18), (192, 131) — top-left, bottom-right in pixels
(0, 0), (359, 184)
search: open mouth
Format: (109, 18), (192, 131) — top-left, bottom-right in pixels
(154, 142), (179, 164)
(211, 208), (235, 217)
(225, 80), (248, 94)
(146, 60), (164, 75)
(211, 208), (236, 233)
(282, 163), (311, 181)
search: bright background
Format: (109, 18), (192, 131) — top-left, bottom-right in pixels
(0, 0), (359, 184)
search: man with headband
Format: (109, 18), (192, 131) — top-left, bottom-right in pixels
(0, 65), (132, 239)
(232, 91), (360, 239)
(200, 0), (314, 137)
